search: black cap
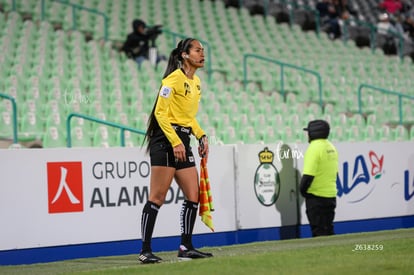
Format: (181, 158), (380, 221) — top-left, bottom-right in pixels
(303, 119), (330, 141)
(132, 19), (146, 30)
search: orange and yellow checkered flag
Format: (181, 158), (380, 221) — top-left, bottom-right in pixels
(199, 157), (214, 232)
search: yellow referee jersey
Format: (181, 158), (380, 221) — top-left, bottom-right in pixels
(154, 68), (205, 147)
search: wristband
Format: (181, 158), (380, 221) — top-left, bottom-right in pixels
(199, 135), (207, 157)
(199, 135), (207, 148)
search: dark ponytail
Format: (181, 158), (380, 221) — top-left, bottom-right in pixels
(143, 38), (196, 152)
(162, 38), (196, 78)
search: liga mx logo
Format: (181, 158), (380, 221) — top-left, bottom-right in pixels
(254, 147), (280, 206)
(47, 162), (83, 213)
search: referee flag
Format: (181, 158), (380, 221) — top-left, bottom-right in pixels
(199, 157), (214, 232)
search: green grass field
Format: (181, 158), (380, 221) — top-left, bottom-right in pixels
(1, 228), (414, 275)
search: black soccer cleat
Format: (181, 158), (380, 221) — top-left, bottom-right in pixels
(177, 245), (213, 260)
(138, 251), (162, 264)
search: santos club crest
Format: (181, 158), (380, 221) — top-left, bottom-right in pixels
(254, 147), (280, 206)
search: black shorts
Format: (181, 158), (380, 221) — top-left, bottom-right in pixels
(149, 125), (196, 170)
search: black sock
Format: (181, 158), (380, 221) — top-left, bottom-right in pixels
(141, 201), (160, 253)
(180, 200), (198, 249)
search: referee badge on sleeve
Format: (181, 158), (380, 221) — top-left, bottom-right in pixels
(159, 86), (172, 98)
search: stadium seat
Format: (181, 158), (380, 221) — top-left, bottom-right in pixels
(410, 127), (414, 140)
(232, 113), (249, 132)
(362, 125), (376, 141)
(366, 113), (379, 127)
(19, 111), (43, 140)
(92, 125), (116, 147)
(330, 125), (345, 142)
(262, 126), (278, 144)
(252, 113), (267, 131)
(392, 125), (409, 141)
(70, 126), (92, 148)
(272, 113), (284, 128)
(287, 113), (301, 129)
(114, 112), (130, 126)
(219, 126), (242, 144)
(133, 112), (149, 132)
(45, 112), (66, 134)
(377, 125), (392, 141)
(346, 125), (362, 142)
(348, 113), (365, 126)
(0, 111), (14, 139)
(114, 129), (144, 148)
(42, 126), (66, 148)
(332, 113), (348, 127)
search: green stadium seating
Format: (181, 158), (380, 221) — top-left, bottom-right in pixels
(1, 0), (414, 148)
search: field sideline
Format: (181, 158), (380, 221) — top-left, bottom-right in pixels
(1, 228), (413, 275)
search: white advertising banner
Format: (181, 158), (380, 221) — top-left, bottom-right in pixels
(235, 142), (414, 229)
(1, 142), (413, 252)
(328, 141), (414, 222)
(236, 143), (304, 229)
(0, 145), (237, 251)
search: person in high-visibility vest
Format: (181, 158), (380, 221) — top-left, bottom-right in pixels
(300, 119), (338, 237)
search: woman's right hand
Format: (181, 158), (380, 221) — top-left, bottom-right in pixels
(173, 143), (186, 162)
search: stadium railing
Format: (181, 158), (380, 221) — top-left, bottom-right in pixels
(40, 0), (109, 41)
(66, 113), (146, 148)
(357, 83), (414, 125)
(242, 53), (323, 113)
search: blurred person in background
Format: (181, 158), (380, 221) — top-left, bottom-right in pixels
(316, 0), (356, 39)
(317, 0), (340, 39)
(122, 19), (166, 69)
(379, 0), (403, 15)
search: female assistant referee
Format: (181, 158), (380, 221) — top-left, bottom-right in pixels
(138, 38), (212, 264)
